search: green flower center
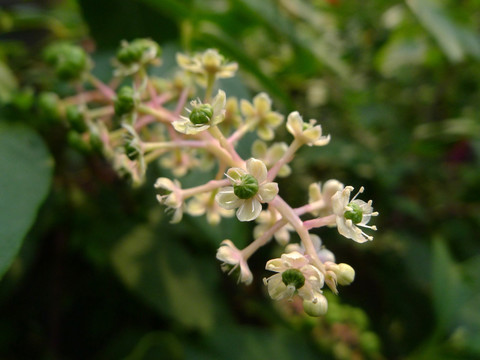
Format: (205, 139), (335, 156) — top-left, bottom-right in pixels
(344, 202), (363, 224)
(233, 174), (259, 199)
(190, 104), (213, 125)
(282, 269), (305, 289)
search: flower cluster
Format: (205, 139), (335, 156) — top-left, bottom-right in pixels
(44, 41), (378, 317)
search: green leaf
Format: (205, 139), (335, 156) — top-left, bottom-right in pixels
(0, 61), (18, 103)
(432, 238), (467, 332)
(0, 123), (53, 278)
(110, 222), (219, 331)
(407, 0), (480, 62)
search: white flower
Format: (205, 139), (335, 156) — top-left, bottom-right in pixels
(253, 209), (294, 246)
(251, 140), (291, 178)
(332, 186), (379, 243)
(186, 192), (234, 225)
(177, 49), (238, 79)
(285, 234), (336, 263)
(216, 239), (253, 285)
(172, 90), (226, 135)
(240, 93), (284, 140)
(154, 177), (183, 223)
(286, 111), (330, 146)
(216, 158), (279, 222)
(308, 179), (344, 217)
(264, 251), (324, 302)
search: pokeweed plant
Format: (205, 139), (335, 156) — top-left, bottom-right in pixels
(42, 39), (378, 317)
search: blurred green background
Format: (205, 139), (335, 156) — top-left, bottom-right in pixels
(1, 0), (480, 359)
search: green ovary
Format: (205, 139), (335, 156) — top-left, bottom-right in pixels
(282, 269), (305, 289)
(344, 202), (363, 224)
(233, 174), (259, 199)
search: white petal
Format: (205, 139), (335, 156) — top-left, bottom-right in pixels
(253, 93), (271, 114)
(265, 258), (286, 272)
(257, 182), (278, 202)
(215, 187), (242, 209)
(154, 177), (175, 190)
(226, 167), (246, 182)
(286, 111), (303, 136)
(236, 198), (262, 222)
(212, 89), (226, 116)
(246, 158), (267, 183)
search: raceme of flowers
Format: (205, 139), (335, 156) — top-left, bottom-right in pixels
(44, 40), (378, 317)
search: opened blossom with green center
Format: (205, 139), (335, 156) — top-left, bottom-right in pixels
(332, 186), (379, 243)
(216, 158), (279, 222)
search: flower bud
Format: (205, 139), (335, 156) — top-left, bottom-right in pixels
(336, 263), (355, 286)
(114, 86), (136, 116)
(44, 43), (89, 81)
(37, 92), (61, 122)
(67, 130), (89, 153)
(65, 105), (87, 132)
(233, 174), (259, 199)
(116, 38), (161, 65)
(189, 104), (213, 125)
(303, 293), (328, 317)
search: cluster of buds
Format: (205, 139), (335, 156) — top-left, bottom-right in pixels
(44, 39), (378, 316)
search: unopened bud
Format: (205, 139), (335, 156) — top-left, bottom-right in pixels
(66, 105), (87, 132)
(189, 104), (213, 125)
(44, 43), (89, 81)
(336, 263), (355, 286)
(303, 293), (328, 317)
(114, 86), (136, 116)
(116, 38), (161, 65)
(37, 92), (61, 122)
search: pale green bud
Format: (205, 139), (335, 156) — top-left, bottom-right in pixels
(114, 86), (136, 116)
(303, 293), (328, 317)
(116, 38), (161, 65)
(336, 263), (355, 286)
(66, 105), (87, 132)
(44, 43), (89, 81)
(189, 104), (213, 125)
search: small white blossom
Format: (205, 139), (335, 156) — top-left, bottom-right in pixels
(264, 251), (324, 302)
(308, 179), (344, 217)
(285, 234), (336, 263)
(251, 140), (291, 178)
(177, 49), (238, 78)
(172, 90), (226, 135)
(240, 93), (284, 140)
(216, 239), (253, 285)
(186, 192), (234, 225)
(332, 186), (378, 243)
(286, 111), (330, 146)
(216, 158), (278, 222)
(254, 209), (294, 246)
(154, 177), (183, 223)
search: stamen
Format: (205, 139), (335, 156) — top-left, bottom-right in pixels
(351, 186), (364, 202)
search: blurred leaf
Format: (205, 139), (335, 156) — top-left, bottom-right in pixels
(236, 0), (350, 78)
(432, 238), (467, 332)
(124, 331), (184, 360)
(0, 61), (18, 103)
(375, 34), (428, 76)
(407, 0), (480, 62)
(110, 222), (219, 331)
(186, 325), (319, 360)
(414, 118), (480, 140)
(0, 123), (53, 278)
